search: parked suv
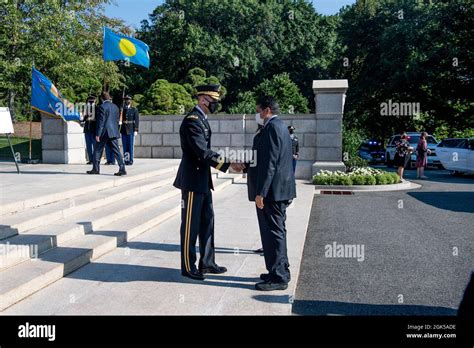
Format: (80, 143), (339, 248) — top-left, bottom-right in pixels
(385, 132), (441, 169)
(437, 138), (474, 174)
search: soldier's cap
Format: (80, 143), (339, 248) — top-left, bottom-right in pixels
(87, 95), (96, 101)
(124, 95), (133, 100)
(195, 84), (221, 101)
(288, 125), (295, 131)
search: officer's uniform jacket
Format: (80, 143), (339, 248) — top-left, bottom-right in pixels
(120, 106), (139, 135)
(173, 106), (230, 193)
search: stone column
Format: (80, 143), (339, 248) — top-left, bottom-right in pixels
(41, 114), (86, 164)
(312, 79), (348, 176)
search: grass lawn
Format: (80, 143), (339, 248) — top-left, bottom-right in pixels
(0, 136), (42, 160)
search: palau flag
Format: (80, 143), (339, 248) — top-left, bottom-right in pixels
(31, 68), (81, 122)
(103, 27), (150, 68)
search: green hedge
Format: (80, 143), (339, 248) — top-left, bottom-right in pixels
(313, 169), (400, 186)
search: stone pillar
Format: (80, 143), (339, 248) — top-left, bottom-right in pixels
(312, 80), (348, 176)
(41, 114), (86, 164)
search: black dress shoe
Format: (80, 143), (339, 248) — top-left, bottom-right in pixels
(181, 270), (205, 280)
(255, 280), (288, 291)
(260, 273), (271, 281)
(86, 170), (100, 175)
(253, 247), (264, 253)
(86, 161), (92, 165)
(104, 162), (115, 165)
(114, 170), (127, 176)
(200, 266), (227, 274)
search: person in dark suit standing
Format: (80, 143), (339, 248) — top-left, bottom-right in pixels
(253, 96), (296, 291)
(120, 95), (139, 165)
(82, 95), (97, 164)
(173, 84), (243, 280)
(87, 91), (126, 176)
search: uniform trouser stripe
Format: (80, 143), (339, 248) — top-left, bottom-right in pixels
(185, 192), (194, 272)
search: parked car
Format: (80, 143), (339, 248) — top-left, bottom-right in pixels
(385, 132), (441, 169)
(436, 138), (474, 174)
(359, 140), (385, 164)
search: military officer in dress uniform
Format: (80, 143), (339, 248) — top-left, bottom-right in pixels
(82, 95), (97, 164)
(288, 125), (299, 174)
(173, 84), (243, 280)
(120, 95), (139, 165)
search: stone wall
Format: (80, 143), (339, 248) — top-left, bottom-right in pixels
(40, 79), (348, 179)
(41, 115), (86, 164)
(134, 114), (319, 179)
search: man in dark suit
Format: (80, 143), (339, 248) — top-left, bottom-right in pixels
(173, 84), (243, 280)
(87, 91), (126, 176)
(253, 96), (296, 291)
(120, 95), (139, 165)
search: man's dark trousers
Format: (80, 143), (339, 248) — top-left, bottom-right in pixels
(256, 200), (291, 284)
(180, 190), (217, 273)
(93, 134), (125, 173)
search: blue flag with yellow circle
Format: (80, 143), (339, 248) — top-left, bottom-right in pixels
(31, 68), (81, 122)
(103, 27), (150, 68)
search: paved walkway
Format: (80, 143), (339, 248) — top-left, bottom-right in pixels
(294, 169), (473, 315)
(3, 180), (314, 315)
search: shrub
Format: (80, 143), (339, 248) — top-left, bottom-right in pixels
(351, 174), (365, 185)
(314, 168), (401, 186)
(338, 176), (353, 186)
(375, 173), (391, 185)
(365, 175), (377, 185)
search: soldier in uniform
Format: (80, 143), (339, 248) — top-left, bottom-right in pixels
(120, 95), (139, 165)
(288, 125), (299, 174)
(82, 95), (97, 164)
(173, 84), (243, 280)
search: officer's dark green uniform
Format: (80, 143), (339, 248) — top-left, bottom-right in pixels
(173, 85), (230, 280)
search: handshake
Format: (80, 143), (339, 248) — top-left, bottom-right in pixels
(230, 162), (246, 172)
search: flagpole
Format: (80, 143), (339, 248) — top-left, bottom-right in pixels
(28, 59), (37, 164)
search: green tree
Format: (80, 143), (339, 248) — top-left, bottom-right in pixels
(141, 79), (194, 115)
(333, 0), (474, 140)
(228, 73), (308, 114)
(0, 0), (128, 121)
(132, 0), (339, 110)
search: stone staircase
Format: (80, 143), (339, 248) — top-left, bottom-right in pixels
(0, 165), (241, 311)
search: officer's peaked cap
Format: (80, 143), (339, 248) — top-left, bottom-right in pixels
(195, 84), (220, 100)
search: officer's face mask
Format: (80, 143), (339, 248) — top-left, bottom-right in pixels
(255, 113), (264, 126)
(209, 102), (219, 114)
(205, 98), (219, 114)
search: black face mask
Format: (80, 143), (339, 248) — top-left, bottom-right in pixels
(208, 101), (219, 114)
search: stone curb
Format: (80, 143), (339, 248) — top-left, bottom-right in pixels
(314, 180), (421, 192)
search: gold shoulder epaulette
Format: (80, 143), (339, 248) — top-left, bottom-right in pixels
(187, 115), (199, 120)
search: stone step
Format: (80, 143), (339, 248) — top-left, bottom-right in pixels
(0, 182), (181, 271)
(0, 172), (230, 270)
(0, 176), (234, 311)
(0, 162), (179, 216)
(0, 170), (178, 240)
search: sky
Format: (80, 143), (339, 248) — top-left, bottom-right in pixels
(104, 0), (356, 29)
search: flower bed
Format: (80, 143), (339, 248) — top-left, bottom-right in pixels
(313, 167), (400, 186)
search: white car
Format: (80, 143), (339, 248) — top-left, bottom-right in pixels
(385, 132), (441, 169)
(436, 138), (474, 174)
